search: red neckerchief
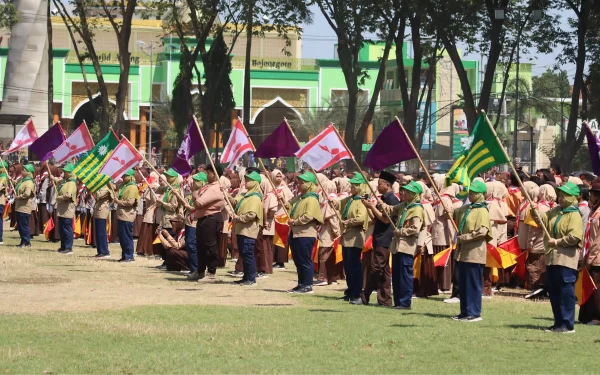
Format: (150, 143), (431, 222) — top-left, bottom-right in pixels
(583, 207), (600, 259)
(539, 200), (555, 209)
(515, 201), (530, 232)
(579, 201), (589, 209)
(508, 186), (520, 194)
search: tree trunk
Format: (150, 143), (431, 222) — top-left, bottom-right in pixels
(243, 2), (254, 127)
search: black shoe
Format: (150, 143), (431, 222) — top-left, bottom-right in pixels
(550, 326), (575, 334)
(56, 248), (64, 252)
(543, 325), (556, 332)
(227, 270), (244, 278)
(118, 258), (134, 263)
(394, 306), (411, 310)
(349, 297), (363, 305)
(525, 288), (544, 299)
(17, 244), (31, 248)
(187, 272), (201, 281)
(273, 264), (286, 270)
(339, 295), (350, 301)
(461, 316), (482, 322)
(287, 286), (301, 293)
(239, 280), (256, 286)
(59, 249), (73, 255)
(452, 314), (466, 321)
(256, 272), (269, 279)
(295, 286), (314, 294)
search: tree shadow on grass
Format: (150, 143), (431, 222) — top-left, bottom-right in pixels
(531, 316), (553, 321)
(261, 289), (291, 294)
(310, 294), (345, 301)
(506, 324), (546, 330)
(390, 323), (418, 328)
(255, 303), (294, 307)
(404, 312), (453, 319)
(308, 309), (345, 313)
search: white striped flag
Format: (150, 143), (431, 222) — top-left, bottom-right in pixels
(294, 124), (351, 171)
(2, 118), (38, 155)
(97, 138), (143, 187)
(52, 122), (95, 164)
(221, 119), (253, 167)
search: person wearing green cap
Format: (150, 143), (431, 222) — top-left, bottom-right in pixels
(539, 180), (583, 333)
(0, 160), (9, 244)
(336, 172), (370, 303)
(229, 171), (263, 285)
(50, 164), (78, 254)
(113, 169), (141, 262)
(286, 171), (324, 294)
(451, 179), (492, 322)
(14, 164), (36, 247)
(156, 168), (184, 237)
(182, 172), (208, 280)
(92, 183), (115, 259)
(376, 180), (424, 309)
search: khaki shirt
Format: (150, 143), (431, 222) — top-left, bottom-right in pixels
(93, 186), (113, 219)
(116, 185), (139, 222)
(15, 178), (35, 214)
(262, 193), (278, 236)
(194, 182), (225, 219)
(390, 216), (423, 256)
(586, 207), (600, 267)
(319, 203), (340, 247)
(431, 195), (459, 247)
(158, 187), (182, 228)
(234, 211), (261, 239)
(142, 189), (157, 224)
(543, 207), (582, 270)
(0, 176), (7, 206)
(454, 205), (490, 265)
(56, 179), (77, 219)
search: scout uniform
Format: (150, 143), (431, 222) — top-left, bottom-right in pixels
(0, 160), (9, 244)
(93, 184), (114, 257)
(54, 164), (78, 254)
(15, 164), (36, 247)
(157, 168), (184, 236)
(115, 169), (140, 262)
(541, 181), (583, 333)
(185, 172), (206, 280)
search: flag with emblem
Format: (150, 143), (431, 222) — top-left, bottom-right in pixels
(221, 119), (253, 168)
(295, 124), (351, 171)
(2, 117), (38, 155)
(96, 138), (143, 190)
(52, 122), (95, 164)
(72, 131), (119, 192)
(446, 113), (509, 195)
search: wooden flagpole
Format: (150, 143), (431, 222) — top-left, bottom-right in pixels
(191, 116), (236, 213)
(393, 116), (459, 233)
(236, 117), (290, 217)
(283, 118), (366, 224)
(481, 110), (552, 243)
(0, 156), (16, 192)
(82, 120), (95, 148)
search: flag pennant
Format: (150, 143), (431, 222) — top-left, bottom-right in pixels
(486, 243), (518, 269)
(511, 250), (529, 281)
(96, 138), (143, 191)
(254, 121), (300, 158)
(584, 123), (600, 176)
(333, 236), (343, 264)
(221, 120), (253, 168)
(30, 122), (66, 162)
(413, 253), (422, 281)
(433, 247), (453, 267)
(2, 118), (38, 155)
(576, 267), (598, 306)
(295, 125), (351, 171)
(72, 131), (119, 192)
(312, 239), (320, 272)
(362, 235), (373, 253)
(52, 122), (95, 164)
(364, 119), (419, 170)
(273, 214), (290, 248)
(498, 237), (521, 256)
(172, 120), (205, 176)
(446, 113), (509, 195)
(43, 217), (55, 241)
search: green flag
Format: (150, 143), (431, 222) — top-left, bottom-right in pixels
(446, 113), (509, 194)
(72, 131), (119, 192)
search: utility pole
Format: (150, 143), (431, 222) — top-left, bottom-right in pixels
(137, 40), (156, 160)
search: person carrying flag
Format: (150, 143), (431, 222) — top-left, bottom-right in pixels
(92, 183), (114, 259)
(50, 163), (78, 255)
(0, 160), (9, 245)
(14, 164), (36, 248)
(579, 178), (600, 325)
(113, 169), (140, 262)
(452, 180), (492, 322)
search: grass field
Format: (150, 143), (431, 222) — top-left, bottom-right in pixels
(0, 228), (598, 374)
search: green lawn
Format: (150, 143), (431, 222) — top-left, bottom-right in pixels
(1, 294), (598, 374)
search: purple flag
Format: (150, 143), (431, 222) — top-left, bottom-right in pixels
(254, 121), (300, 158)
(585, 123), (600, 176)
(363, 119), (418, 171)
(30, 122), (66, 162)
(171, 121), (205, 176)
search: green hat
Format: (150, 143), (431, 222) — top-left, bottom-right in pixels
(124, 169), (135, 176)
(402, 180), (423, 195)
(244, 171), (262, 183)
(164, 168), (179, 178)
(23, 164), (34, 174)
(192, 172), (208, 183)
(62, 163), (76, 173)
(348, 173), (367, 185)
(469, 180), (487, 194)
(557, 181), (580, 197)
(297, 171), (317, 184)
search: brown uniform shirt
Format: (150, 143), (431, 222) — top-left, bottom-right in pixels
(56, 179), (77, 219)
(93, 186), (113, 219)
(15, 178), (35, 214)
(194, 182), (225, 219)
(116, 185), (139, 222)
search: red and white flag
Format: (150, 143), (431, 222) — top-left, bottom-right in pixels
(220, 119), (253, 167)
(295, 124), (351, 171)
(2, 118), (38, 155)
(98, 138), (142, 180)
(52, 122), (95, 164)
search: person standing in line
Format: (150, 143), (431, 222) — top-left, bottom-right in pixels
(230, 171), (263, 286)
(0, 161), (9, 245)
(93, 183), (114, 259)
(193, 165), (225, 281)
(315, 179), (342, 286)
(379, 181), (424, 310)
(452, 180), (492, 322)
(256, 177), (277, 278)
(271, 169), (294, 270)
(539, 181), (583, 333)
(135, 174), (159, 258)
(14, 164), (36, 248)
(51, 164), (78, 255)
(579, 178), (600, 325)
(156, 168), (184, 236)
(357, 171), (399, 306)
(286, 172), (323, 294)
(113, 169), (140, 262)
(184, 171), (206, 280)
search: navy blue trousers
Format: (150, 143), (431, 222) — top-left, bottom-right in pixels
(59, 217), (73, 250)
(290, 234), (316, 287)
(392, 252), (414, 307)
(457, 261), (484, 317)
(343, 246), (363, 299)
(118, 220), (134, 260)
(0, 205), (4, 242)
(547, 265), (578, 330)
(16, 212), (30, 246)
(237, 235), (256, 282)
(95, 218), (109, 255)
(185, 225), (198, 273)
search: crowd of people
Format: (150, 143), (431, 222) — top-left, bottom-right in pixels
(0, 159), (599, 333)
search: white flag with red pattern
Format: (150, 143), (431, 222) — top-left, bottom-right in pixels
(295, 124), (351, 171)
(220, 119), (253, 167)
(52, 122), (95, 164)
(98, 138), (142, 181)
(2, 117), (38, 155)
